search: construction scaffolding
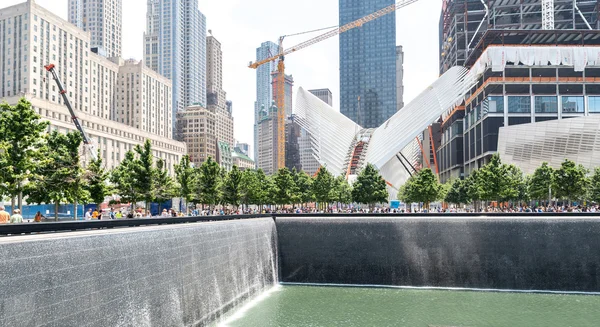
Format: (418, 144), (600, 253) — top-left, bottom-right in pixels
(439, 0), (600, 74)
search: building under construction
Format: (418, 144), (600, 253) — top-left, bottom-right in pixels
(433, 0), (600, 183)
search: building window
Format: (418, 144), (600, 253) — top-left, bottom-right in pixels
(561, 96), (584, 113)
(535, 96), (558, 113)
(589, 97), (600, 113)
(507, 96), (530, 113)
(486, 96), (504, 114)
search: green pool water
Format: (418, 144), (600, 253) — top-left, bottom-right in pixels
(217, 285), (600, 327)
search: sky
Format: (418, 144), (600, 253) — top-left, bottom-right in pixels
(2, 0), (442, 154)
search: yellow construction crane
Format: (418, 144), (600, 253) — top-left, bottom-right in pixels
(249, 0), (420, 170)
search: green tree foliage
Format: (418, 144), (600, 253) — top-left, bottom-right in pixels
(398, 168), (440, 208)
(197, 157), (221, 209)
(0, 99), (49, 209)
(351, 163), (389, 210)
(312, 166), (335, 208)
(28, 131), (87, 220)
(528, 162), (555, 202)
(85, 150), (111, 206)
(154, 158), (176, 207)
(273, 167), (297, 206)
(240, 169), (260, 208)
(554, 159), (589, 204)
(294, 170), (314, 205)
(110, 151), (138, 208)
(255, 169), (273, 209)
(499, 164), (526, 202)
(333, 175), (352, 205)
(444, 178), (470, 205)
(221, 165), (243, 209)
(589, 168), (600, 204)
(174, 155), (196, 211)
(132, 140), (156, 210)
(476, 154), (505, 201)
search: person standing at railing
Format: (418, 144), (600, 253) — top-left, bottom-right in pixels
(0, 206), (9, 224)
(34, 211), (44, 222)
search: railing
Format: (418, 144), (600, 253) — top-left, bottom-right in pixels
(2, 212), (600, 236)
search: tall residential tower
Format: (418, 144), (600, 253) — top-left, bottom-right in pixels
(339, 0), (397, 128)
(144, 0), (207, 137)
(254, 41), (280, 161)
(68, 0), (122, 57)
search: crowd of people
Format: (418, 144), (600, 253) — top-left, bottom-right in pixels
(1, 203), (598, 224)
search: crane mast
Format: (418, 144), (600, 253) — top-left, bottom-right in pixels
(249, 0), (420, 171)
(44, 64), (97, 160)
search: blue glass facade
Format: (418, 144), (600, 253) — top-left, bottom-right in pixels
(254, 41), (280, 162)
(339, 0), (397, 128)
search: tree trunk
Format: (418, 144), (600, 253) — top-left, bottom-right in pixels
(54, 202), (59, 221)
(73, 201), (78, 221)
(18, 190), (23, 212)
(11, 197), (15, 213)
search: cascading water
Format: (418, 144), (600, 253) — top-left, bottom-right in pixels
(0, 217), (278, 327)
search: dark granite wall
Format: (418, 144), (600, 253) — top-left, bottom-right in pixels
(0, 218), (278, 327)
(276, 217), (600, 292)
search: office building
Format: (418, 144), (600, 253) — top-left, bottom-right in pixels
(68, 0), (122, 57)
(216, 141), (232, 172)
(0, 1), (185, 173)
(235, 142), (250, 156)
(396, 45), (404, 110)
(285, 117), (302, 172)
(114, 58), (172, 139)
(435, 0), (600, 182)
(232, 147), (255, 171)
(257, 103), (279, 175)
(254, 41), (280, 161)
(271, 72), (294, 118)
(206, 34), (234, 152)
(176, 105), (216, 166)
(308, 88), (333, 107)
(339, 0), (397, 128)
(144, 0), (207, 136)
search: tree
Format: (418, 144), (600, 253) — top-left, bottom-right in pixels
(466, 169), (483, 210)
(312, 166), (335, 209)
(273, 167), (297, 206)
(221, 165), (243, 209)
(27, 131), (88, 220)
(85, 150), (111, 207)
(333, 175), (352, 206)
(154, 158), (176, 212)
(476, 154), (505, 202)
(499, 164), (526, 203)
(132, 140), (156, 211)
(294, 170), (314, 206)
(445, 178), (470, 205)
(255, 169), (273, 210)
(528, 162), (555, 204)
(174, 155), (196, 213)
(554, 159), (589, 205)
(351, 163), (389, 210)
(110, 151), (138, 209)
(197, 157), (221, 210)
(589, 168), (600, 204)
(0, 99), (49, 210)
(398, 168), (440, 209)
(240, 169), (260, 209)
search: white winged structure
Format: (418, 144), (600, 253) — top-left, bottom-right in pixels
(293, 66), (477, 196)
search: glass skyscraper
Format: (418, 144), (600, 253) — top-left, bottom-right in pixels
(254, 41), (281, 162)
(144, 0), (207, 138)
(339, 0), (397, 128)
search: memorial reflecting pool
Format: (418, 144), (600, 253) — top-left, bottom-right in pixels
(218, 285), (600, 327)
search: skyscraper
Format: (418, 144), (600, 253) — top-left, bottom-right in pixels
(339, 0), (397, 128)
(207, 34), (234, 150)
(254, 41), (280, 161)
(144, 0), (207, 137)
(68, 0), (122, 57)
(309, 89), (333, 107)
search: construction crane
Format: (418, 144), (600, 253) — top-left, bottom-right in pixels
(249, 0), (420, 170)
(45, 64), (97, 160)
